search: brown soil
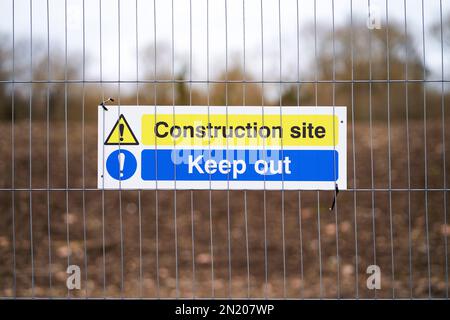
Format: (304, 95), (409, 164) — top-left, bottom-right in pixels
(0, 119), (449, 298)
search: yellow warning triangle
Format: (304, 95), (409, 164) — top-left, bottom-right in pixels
(104, 114), (139, 145)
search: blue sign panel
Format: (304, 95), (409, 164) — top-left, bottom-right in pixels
(141, 149), (338, 182)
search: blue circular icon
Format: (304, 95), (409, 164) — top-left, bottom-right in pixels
(106, 149), (137, 180)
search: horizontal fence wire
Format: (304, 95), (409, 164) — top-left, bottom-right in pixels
(0, 79), (449, 83)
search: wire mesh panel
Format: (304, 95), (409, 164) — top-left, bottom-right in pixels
(0, 0), (449, 299)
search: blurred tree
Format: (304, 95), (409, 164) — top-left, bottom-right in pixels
(0, 33), (85, 122)
(31, 51), (82, 121)
(139, 44), (263, 108)
(210, 66), (263, 107)
(138, 43), (176, 106)
(431, 12), (450, 80)
(2, 20), (446, 123)
(0, 34), (13, 120)
(431, 12), (450, 48)
(282, 22), (439, 121)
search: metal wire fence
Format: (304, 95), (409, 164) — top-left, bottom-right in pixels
(0, 0), (449, 299)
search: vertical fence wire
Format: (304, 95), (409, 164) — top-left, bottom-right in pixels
(81, 0), (88, 298)
(296, 0), (305, 300)
(117, 0), (124, 298)
(403, 0), (413, 298)
(189, 0), (196, 299)
(63, 0), (70, 298)
(313, 0), (324, 298)
(10, 0), (16, 299)
(385, 0), (396, 299)
(331, 0), (341, 299)
(99, 0), (107, 297)
(439, 0), (449, 299)
(224, 0), (232, 299)
(277, 0), (287, 299)
(135, 0), (143, 299)
(206, 0), (215, 299)
(170, 0), (179, 299)
(259, 0), (269, 299)
(28, 0), (35, 299)
(153, 0), (160, 299)
(421, 0), (432, 298)
(242, 0), (251, 299)
(45, 0), (52, 299)
(368, 0), (377, 300)
(350, 0), (359, 299)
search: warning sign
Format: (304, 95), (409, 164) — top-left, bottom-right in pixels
(98, 106), (347, 190)
(104, 114), (139, 145)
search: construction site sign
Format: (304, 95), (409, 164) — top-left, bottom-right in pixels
(98, 106), (347, 190)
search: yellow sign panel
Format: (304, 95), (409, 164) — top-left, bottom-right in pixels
(105, 115), (139, 145)
(141, 114), (338, 147)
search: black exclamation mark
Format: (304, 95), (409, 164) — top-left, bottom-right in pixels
(119, 123), (124, 142)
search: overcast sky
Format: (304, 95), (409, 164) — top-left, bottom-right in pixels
(1, 0), (448, 92)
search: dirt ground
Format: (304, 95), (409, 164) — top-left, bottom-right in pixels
(0, 118), (449, 299)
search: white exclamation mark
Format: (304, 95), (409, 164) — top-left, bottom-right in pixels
(118, 152), (125, 178)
